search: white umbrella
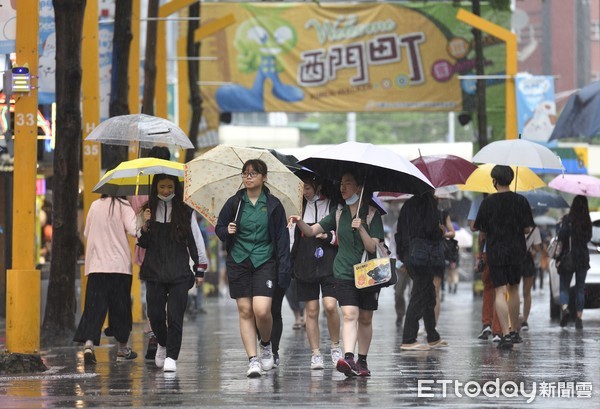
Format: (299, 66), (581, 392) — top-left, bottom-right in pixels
(472, 138), (564, 171)
(184, 145), (303, 226)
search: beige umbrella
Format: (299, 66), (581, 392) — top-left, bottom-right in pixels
(184, 145), (303, 226)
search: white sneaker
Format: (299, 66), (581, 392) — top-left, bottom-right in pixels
(259, 343), (274, 371)
(311, 354), (324, 370)
(155, 344), (167, 368)
(247, 357), (262, 378)
(163, 357), (176, 372)
(330, 347), (342, 365)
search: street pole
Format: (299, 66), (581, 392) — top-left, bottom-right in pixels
(6, 0), (41, 353)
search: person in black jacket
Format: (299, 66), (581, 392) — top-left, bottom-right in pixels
(398, 191), (448, 351)
(557, 195), (592, 329)
(215, 159), (291, 378)
(139, 174), (207, 373)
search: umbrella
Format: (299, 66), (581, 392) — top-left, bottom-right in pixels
(520, 190), (569, 211)
(184, 145), (304, 226)
(93, 158), (184, 196)
(459, 164), (545, 193)
(550, 81), (600, 140)
(472, 138), (564, 171)
(298, 142), (434, 195)
(85, 114), (194, 149)
(548, 174), (600, 197)
(410, 154), (477, 188)
(251, 147), (301, 172)
(454, 227), (473, 249)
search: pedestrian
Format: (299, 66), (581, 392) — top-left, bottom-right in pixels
(557, 195), (592, 329)
(73, 193), (139, 364)
(521, 225), (542, 331)
(138, 173), (208, 373)
(290, 176), (341, 370)
(215, 159), (292, 378)
(436, 197), (456, 322)
(473, 165), (534, 350)
(398, 191), (448, 351)
(289, 169), (384, 377)
(392, 218), (412, 327)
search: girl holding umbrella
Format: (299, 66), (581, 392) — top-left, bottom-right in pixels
(289, 169), (384, 377)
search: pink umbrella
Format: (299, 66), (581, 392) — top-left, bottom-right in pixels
(411, 154), (478, 188)
(548, 174), (600, 197)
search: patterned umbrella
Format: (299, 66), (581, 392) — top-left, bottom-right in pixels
(184, 145), (303, 226)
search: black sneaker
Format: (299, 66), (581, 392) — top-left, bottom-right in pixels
(117, 347), (138, 361)
(84, 347), (96, 364)
(510, 332), (523, 344)
(355, 359), (371, 376)
(575, 317), (583, 330)
(478, 325), (492, 340)
(336, 357), (358, 377)
(560, 308), (570, 327)
(497, 335), (513, 350)
(145, 335), (158, 360)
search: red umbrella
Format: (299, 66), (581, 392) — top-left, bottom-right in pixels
(410, 154), (477, 188)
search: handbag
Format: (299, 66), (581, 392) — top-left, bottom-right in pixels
(557, 236), (574, 275)
(407, 237), (445, 268)
(442, 238), (459, 262)
(547, 236), (562, 260)
(354, 242), (398, 290)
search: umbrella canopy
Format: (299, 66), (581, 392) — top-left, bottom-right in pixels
(93, 158), (184, 196)
(85, 114), (194, 149)
(534, 215), (558, 226)
(472, 138), (564, 171)
(410, 154), (477, 188)
(459, 164), (546, 193)
(550, 81), (600, 140)
(184, 145), (304, 226)
(520, 190), (569, 211)
(298, 142), (433, 195)
(548, 174), (600, 197)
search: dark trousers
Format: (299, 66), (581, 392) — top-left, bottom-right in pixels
(270, 285), (286, 355)
(402, 268), (440, 345)
(74, 273), (133, 345)
(146, 280), (190, 360)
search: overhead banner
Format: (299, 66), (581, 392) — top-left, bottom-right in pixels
(516, 74), (556, 142)
(200, 2), (507, 113)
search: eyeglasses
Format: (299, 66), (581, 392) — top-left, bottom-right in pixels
(241, 171), (259, 179)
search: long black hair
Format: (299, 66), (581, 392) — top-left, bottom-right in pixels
(568, 195), (592, 241)
(147, 174), (191, 242)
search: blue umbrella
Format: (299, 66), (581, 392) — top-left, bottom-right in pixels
(520, 190), (569, 211)
(550, 81), (600, 140)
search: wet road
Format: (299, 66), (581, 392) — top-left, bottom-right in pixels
(1, 284), (599, 408)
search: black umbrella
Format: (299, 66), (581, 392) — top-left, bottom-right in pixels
(550, 81), (600, 140)
(520, 190), (569, 212)
(250, 147), (302, 172)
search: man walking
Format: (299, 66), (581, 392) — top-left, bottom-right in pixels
(474, 166), (534, 350)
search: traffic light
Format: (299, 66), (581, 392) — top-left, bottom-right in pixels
(11, 66), (31, 93)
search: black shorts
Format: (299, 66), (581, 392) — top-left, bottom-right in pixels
(296, 275), (336, 302)
(226, 255), (277, 299)
(522, 255), (536, 278)
(489, 264), (522, 288)
(335, 278), (379, 311)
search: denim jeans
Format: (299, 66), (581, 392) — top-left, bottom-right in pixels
(559, 268), (588, 312)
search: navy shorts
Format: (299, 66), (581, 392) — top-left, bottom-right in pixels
(489, 263), (522, 288)
(296, 275), (337, 302)
(335, 278), (380, 311)
(226, 255), (276, 299)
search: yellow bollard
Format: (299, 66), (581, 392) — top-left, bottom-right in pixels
(6, 269), (41, 353)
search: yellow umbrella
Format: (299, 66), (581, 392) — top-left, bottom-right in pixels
(93, 158), (184, 196)
(459, 164), (545, 193)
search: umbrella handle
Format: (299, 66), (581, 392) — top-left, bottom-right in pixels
(135, 171), (143, 195)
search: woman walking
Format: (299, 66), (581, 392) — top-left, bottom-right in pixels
(73, 194), (138, 363)
(215, 159), (291, 378)
(557, 195), (592, 329)
(290, 170), (383, 377)
(139, 173), (208, 373)
(291, 176), (341, 370)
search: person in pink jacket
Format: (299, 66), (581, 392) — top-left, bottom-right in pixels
(73, 194), (138, 364)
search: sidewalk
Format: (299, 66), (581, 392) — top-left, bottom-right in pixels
(1, 285), (599, 408)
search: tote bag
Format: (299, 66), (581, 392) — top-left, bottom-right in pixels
(354, 242), (397, 290)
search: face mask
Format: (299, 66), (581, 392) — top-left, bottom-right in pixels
(158, 193), (175, 202)
(345, 193), (359, 205)
(307, 194), (319, 204)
